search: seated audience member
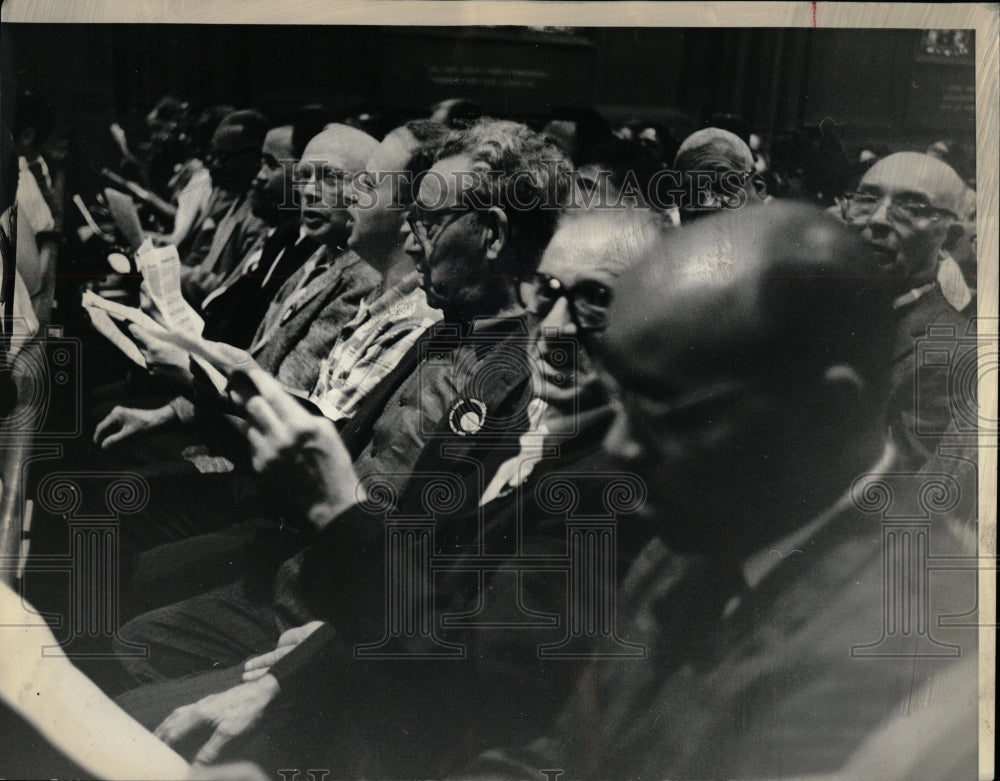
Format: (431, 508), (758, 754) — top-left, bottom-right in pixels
(111, 206), (659, 777)
(165, 105), (235, 254)
(464, 202), (976, 780)
(310, 119), (448, 421)
(670, 127), (766, 221)
(243, 124), (380, 390)
(482, 206), (668, 503)
(179, 110), (269, 298)
(197, 122), (317, 349)
(843, 151), (974, 468)
(334, 118), (572, 495)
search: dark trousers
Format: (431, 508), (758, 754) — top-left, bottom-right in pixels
(114, 578), (281, 690)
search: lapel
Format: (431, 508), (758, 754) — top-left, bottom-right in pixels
(200, 194), (248, 276)
(891, 285), (955, 363)
(202, 225), (271, 306)
(251, 249), (366, 369)
(251, 246), (328, 352)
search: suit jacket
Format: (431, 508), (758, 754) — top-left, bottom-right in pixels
(201, 222), (319, 349)
(889, 284), (975, 470)
(249, 246), (379, 392)
(469, 463), (978, 780)
(180, 193), (266, 309)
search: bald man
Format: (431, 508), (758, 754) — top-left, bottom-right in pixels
(845, 151), (975, 468)
(671, 126), (766, 221)
(246, 125), (381, 391)
(465, 202), (976, 779)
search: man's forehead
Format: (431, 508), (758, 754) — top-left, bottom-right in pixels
(861, 153), (965, 210)
(262, 126), (294, 158)
(539, 220), (632, 281)
(419, 154), (475, 205)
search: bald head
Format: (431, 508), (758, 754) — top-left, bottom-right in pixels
(672, 128), (762, 219)
(300, 124), (379, 173)
(862, 152), (967, 215)
(297, 124), (378, 246)
(674, 127), (755, 174)
(599, 203), (895, 553)
(849, 152), (967, 283)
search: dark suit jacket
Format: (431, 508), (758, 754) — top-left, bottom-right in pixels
(180, 193), (266, 309)
(470, 464), (978, 779)
(201, 222), (319, 349)
(889, 284), (975, 469)
(249, 246), (379, 392)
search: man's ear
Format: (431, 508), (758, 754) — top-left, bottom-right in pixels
(942, 221), (965, 252)
(483, 206), (509, 261)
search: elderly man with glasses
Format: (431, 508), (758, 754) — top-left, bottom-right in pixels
(843, 151), (975, 468)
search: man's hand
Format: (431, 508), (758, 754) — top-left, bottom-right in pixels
(130, 324), (195, 387)
(155, 675), (281, 766)
(94, 404), (178, 448)
(242, 621), (325, 682)
(235, 368), (361, 529)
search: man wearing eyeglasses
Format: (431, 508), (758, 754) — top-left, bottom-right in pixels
(337, 119), (573, 500)
(844, 151), (974, 468)
(668, 127), (766, 221)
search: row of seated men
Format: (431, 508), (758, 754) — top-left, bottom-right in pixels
(14, 109), (981, 779)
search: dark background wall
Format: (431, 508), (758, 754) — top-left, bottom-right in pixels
(2, 24), (976, 157)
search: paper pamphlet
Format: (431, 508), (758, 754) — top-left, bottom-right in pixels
(134, 242), (206, 336)
(102, 187), (146, 251)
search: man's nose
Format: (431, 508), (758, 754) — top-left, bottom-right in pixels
(867, 195), (893, 228)
(402, 227), (423, 256)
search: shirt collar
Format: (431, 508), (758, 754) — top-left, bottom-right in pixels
(741, 442), (897, 589)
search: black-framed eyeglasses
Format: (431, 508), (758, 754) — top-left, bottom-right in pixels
(517, 273), (614, 332)
(844, 191), (957, 225)
(405, 202), (476, 245)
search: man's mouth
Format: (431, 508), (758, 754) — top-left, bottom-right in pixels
(865, 242), (899, 267)
(301, 208), (327, 226)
